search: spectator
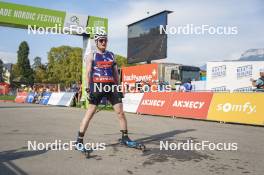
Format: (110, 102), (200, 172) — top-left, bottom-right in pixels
(46, 86), (50, 92)
(181, 79), (193, 92)
(158, 80), (164, 92)
(143, 81), (151, 92)
(135, 80), (142, 92)
(174, 81), (182, 92)
(251, 68), (264, 92)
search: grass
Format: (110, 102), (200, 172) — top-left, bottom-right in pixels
(0, 95), (16, 100)
(98, 104), (113, 111)
(74, 102), (113, 111)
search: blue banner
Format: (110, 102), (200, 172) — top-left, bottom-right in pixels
(26, 92), (36, 103)
(40, 92), (52, 105)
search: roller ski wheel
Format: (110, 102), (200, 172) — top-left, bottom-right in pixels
(75, 142), (93, 158)
(118, 139), (146, 152)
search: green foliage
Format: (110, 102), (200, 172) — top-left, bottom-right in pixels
(0, 59), (3, 82)
(115, 54), (136, 67)
(46, 46), (82, 86)
(31, 57), (48, 83)
(0, 95), (16, 100)
(9, 43), (130, 86)
(32, 56), (42, 70)
(13, 41), (34, 85)
(34, 64), (48, 83)
(11, 64), (20, 81)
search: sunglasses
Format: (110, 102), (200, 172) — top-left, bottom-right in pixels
(98, 39), (107, 43)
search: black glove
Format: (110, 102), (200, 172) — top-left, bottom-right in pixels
(117, 92), (124, 98)
(85, 87), (90, 93)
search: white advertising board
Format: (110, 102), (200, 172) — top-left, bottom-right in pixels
(122, 93), (144, 113)
(206, 61), (264, 92)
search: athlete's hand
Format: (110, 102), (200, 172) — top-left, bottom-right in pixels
(117, 92), (124, 98)
(85, 87), (90, 93)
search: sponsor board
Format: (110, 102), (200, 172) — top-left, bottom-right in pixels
(87, 16), (108, 37)
(0, 1), (65, 28)
(57, 92), (75, 106)
(39, 92), (52, 105)
(167, 92), (213, 119)
(63, 12), (88, 33)
(122, 93), (144, 113)
(47, 93), (64, 105)
(122, 64), (158, 84)
(26, 92), (35, 103)
(207, 93), (264, 125)
(137, 92), (213, 118)
(211, 65), (226, 78)
(236, 65), (252, 79)
(15, 92), (28, 103)
(137, 92), (173, 116)
(0, 1), (108, 35)
(47, 92), (75, 106)
(207, 61), (264, 92)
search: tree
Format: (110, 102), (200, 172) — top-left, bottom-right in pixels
(32, 56), (42, 70)
(115, 54), (136, 67)
(14, 41), (34, 85)
(34, 64), (47, 83)
(0, 59), (3, 82)
(32, 56), (48, 83)
(47, 46), (82, 86)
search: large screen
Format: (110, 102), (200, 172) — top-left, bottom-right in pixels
(127, 11), (170, 64)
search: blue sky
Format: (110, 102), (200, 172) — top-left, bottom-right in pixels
(0, 0), (263, 66)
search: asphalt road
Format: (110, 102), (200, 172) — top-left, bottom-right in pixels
(0, 102), (263, 175)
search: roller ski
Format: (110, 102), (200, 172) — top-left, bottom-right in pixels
(118, 130), (146, 152)
(74, 132), (93, 158)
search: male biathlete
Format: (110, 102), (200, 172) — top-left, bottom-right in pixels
(75, 33), (138, 152)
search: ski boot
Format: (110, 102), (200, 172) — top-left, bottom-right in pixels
(74, 132), (93, 158)
(118, 130), (146, 152)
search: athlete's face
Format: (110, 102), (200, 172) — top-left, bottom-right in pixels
(97, 38), (107, 51)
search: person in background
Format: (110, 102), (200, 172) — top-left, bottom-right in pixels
(251, 68), (264, 92)
(143, 80), (151, 92)
(181, 79), (193, 92)
(158, 80), (164, 92)
(174, 81), (182, 92)
(135, 80), (142, 92)
(46, 86), (50, 92)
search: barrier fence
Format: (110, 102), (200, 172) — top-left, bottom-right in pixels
(14, 92), (75, 107)
(123, 92), (264, 126)
(12, 91), (264, 126)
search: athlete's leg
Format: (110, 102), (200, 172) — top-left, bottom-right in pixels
(75, 104), (97, 150)
(113, 103), (127, 131)
(75, 90), (101, 152)
(79, 104), (97, 133)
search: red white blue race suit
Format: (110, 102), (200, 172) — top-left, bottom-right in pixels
(89, 50), (122, 105)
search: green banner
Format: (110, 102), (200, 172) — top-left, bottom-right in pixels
(0, 1), (65, 28)
(87, 16), (108, 38)
(0, 1), (108, 36)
